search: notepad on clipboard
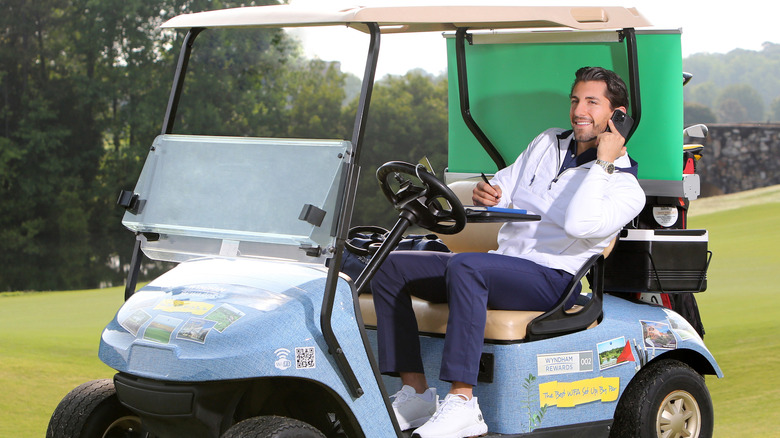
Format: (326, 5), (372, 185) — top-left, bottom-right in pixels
(464, 206), (540, 223)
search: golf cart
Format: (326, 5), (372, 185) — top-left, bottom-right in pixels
(48, 4), (720, 438)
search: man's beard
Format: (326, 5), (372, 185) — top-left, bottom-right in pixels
(574, 133), (597, 143)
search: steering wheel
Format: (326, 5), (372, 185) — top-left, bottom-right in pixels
(376, 161), (466, 235)
(345, 225), (389, 256)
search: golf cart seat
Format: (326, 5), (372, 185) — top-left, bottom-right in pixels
(359, 180), (607, 342)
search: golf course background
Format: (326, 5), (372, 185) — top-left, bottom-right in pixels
(2, 187), (779, 437)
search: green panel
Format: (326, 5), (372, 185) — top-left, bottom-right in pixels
(629, 32), (683, 180)
(446, 31), (682, 180)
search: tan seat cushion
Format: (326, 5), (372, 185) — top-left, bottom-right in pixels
(360, 294), (554, 341)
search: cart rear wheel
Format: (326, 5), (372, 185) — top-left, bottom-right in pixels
(47, 379), (148, 438)
(222, 415), (325, 438)
(611, 359), (713, 438)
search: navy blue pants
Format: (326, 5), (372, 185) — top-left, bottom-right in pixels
(370, 251), (579, 386)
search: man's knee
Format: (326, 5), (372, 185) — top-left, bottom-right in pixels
(445, 253), (491, 298)
(370, 254), (398, 294)
(445, 253), (483, 278)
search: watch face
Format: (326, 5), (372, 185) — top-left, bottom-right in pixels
(597, 160), (614, 174)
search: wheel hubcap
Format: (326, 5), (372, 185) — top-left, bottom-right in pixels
(656, 390), (701, 438)
(103, 415), (146, 438)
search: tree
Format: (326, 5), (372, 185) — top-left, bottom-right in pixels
(684, 81), (718, 109)
(684, 103), (717, 126)
(0, 0), (99, 290)
(770, 96), (780, 122)
(283, 59), (348, 138)
(683, 44), (780, 122)
(715, 98), (747, 125)
(0, 1), (450, 290)
(714, 84), (764, 123)
(0, 0), (300, 290)
(345, 71), (449, 228)
(98, 2), (310, 287)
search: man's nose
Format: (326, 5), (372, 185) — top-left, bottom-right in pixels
(572, 102), (587, 117)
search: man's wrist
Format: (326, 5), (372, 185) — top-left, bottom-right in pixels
(595, 159), (615, 174)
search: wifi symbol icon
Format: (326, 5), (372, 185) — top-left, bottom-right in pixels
(274, 348), (292, 370)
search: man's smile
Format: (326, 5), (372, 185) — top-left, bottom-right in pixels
(573, 118), (592, 126)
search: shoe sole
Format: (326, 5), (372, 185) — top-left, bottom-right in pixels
(399, 415), (433, 431)
(411, 423), (488, 438)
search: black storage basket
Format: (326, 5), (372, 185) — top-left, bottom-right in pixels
(604, 229), (711, 293)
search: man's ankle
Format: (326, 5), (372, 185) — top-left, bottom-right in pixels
(449, 381), (474, 400)
(400, 372), (429, 394)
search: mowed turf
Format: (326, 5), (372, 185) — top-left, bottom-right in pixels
(0, 289), (120, 437)
(1, 198), (778, 437)
(687, 201), (780, 436)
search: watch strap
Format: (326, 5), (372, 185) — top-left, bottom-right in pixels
(595, 159), (615, 174)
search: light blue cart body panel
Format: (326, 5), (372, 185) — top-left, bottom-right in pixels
(369, 294), (720, 434)
(99, 258), (396, 437)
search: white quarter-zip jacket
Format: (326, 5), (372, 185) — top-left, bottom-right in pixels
(489, 128), (646, 274)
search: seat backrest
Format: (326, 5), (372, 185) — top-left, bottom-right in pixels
(359, 293), (546, 341)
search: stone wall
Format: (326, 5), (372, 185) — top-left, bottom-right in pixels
(695, 124), (780, 197)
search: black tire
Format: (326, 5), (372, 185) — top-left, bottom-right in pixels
(222, 416), (326, 438)
(611, 359), (713, 438)
(47, 379), (148, 438)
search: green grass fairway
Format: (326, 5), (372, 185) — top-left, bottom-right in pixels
(0, 288), (120, 437)
(1, 190), (779, 437)
(687, 198), (780, 436)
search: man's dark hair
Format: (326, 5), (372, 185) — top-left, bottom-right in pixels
(572, 66), (629, 110)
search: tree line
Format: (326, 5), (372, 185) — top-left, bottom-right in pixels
(2, 0), (777, 291)
(683, 43), (780, 125)
(0, 0), (448, 291)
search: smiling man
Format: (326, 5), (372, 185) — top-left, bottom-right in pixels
(570, 68), (630, 158)
(371, 67), (646, 438)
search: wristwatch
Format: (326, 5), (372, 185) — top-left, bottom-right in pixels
(595, 159), (615, 174)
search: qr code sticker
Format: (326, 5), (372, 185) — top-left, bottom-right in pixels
(295, 347), (316, 369)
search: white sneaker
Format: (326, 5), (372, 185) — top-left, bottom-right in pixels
(412, 393), (488, 438)
(391, 385), (438, 430)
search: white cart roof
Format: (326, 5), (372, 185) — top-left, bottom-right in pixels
(160, 4), (651, 32)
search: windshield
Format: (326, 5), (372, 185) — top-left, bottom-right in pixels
(122, 134), (352, 264)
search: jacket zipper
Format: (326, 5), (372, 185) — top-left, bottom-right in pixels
(548, 166), (588, 190)
(530, 136), (564, 187)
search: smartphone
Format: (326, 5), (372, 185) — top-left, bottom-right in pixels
(609, 109), (634, 139)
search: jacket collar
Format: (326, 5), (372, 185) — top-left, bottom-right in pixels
(558, 129), (639, 177)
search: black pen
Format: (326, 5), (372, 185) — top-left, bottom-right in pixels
(481, 172), (499, 201)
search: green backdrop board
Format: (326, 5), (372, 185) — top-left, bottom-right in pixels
(446, 29), (683, 181)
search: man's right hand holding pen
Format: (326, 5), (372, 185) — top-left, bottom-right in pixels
(473, 172), (502, 206)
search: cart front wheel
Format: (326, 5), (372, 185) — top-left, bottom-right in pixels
(47, 379), (148, 438)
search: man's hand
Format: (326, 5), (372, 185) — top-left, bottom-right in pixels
(473, 181), (502, 206)
(596, 118), (627, 163)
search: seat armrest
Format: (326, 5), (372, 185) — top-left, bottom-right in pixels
(525, 254), (605, 341)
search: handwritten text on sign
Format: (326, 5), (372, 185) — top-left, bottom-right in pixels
(538, 376), (619, 408)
